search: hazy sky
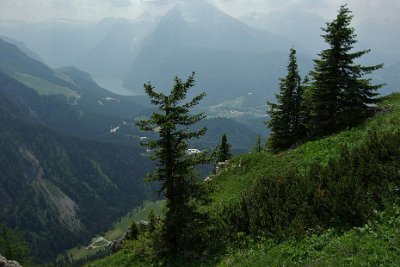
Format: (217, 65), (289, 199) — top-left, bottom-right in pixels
(0, 0), (399, 23)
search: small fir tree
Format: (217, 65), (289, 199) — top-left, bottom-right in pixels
(267, 48), (306, 152)
(253, 134), (263, 153)
(127, 221), (139, 240)
(217, 134), (232, 162)
(0, 224), (31, 264)
(137, 72), (208, 255)
(309, 5), (383, 137)
(147, 210), (157, 233)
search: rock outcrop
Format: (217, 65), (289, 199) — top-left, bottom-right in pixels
(0, 255), (22, 267)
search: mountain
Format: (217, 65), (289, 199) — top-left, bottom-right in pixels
(0, 3), (397, 106)
(0, 76), (154, 262)
(76, 15), (158, 78)
(0, 19), (118, 68)
(374, 62), (400, 95)
(0, 38), (66, 85)
(141, 1), (293, 54)
(0, 35), (44, 62)
(122, 0), (305, 104)
(0, 38), (152, 145)
(240, 10), (326, 55)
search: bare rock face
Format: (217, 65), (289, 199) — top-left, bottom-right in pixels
(0, 255), (22, 267)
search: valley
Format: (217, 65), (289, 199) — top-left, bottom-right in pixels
(92, 77), (136, 96)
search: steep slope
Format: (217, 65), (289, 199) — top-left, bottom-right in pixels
(0, 38), (147, 118)
(0, 86), (153, 262)
(0, 71), (135, 141)
(86, 92), (400, 266)
(0, 35), (44, 62)
(218, 205), (400, 266)
(0, 38), (67, 86)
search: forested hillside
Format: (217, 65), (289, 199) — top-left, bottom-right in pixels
(0, 80), (154, 262)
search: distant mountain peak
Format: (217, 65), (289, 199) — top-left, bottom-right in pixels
(166, 0), (232, 25)
(135, 11), (157, 23)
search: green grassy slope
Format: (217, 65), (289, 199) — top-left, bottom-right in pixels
(210, 92), (400, 209)
(87, 92), (400, 266)
(86, 203), (400, 267)
(219, 204), (400, 266)
(65, 201), (164, 262)
(14, 72), (80, 99)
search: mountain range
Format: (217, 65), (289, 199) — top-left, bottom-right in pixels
(1, 0), (396, 107)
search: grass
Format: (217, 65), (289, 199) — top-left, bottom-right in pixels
(86, 204), (400, 267)
(63, 200), (165, 262)
(218, 204), (400, 266)
(84, 250), (153, 267)
(14, 72), (80, 99)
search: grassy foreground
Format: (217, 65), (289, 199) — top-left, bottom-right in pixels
(219, 204), (400, 266)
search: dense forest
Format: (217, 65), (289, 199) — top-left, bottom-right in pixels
(0, 83), (156, 261)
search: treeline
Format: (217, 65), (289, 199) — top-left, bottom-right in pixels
(267, 5), (383, 152)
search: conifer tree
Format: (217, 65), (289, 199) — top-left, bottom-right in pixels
(137, 72), (208, 254)
(309, 5), (383, 137)
(253, 134), (263, 153)
(217, 134), (232, 162)
(0, 224), (31, 264)
(267, 48), (305, 152)
(127, 221), (139, 240)
(147, 210), (157, 233)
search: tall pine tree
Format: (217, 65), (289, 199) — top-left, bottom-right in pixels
(267, 48), (305, 152)
(309, 5), (383, 137)
(137, 72), (208, 255)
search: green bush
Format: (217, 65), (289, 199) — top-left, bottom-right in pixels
(221, 127), (400, 241)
